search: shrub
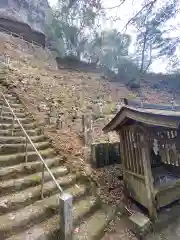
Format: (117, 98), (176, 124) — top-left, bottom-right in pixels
(127, 80), (140, 90)
(152, 83), (161, 89)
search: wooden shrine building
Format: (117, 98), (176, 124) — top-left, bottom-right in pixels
(103, 99), (180, 220)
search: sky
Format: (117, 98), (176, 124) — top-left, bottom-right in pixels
(48, 0), (179, 73)
(49, 0), (57, 6)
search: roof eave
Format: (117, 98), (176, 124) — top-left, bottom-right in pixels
(103, 107), (180, 133)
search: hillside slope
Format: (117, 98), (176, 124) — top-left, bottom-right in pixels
(0, 31), (175, 156)
(1, 30), (180, 240)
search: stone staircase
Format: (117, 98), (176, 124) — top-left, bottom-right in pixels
(0, 89), (115, 239)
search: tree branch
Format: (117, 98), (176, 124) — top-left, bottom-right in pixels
(122, 0), (158, 32)
(101, 0), (126, 10)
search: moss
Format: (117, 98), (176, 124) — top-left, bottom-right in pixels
(127, 93), (137, 99)
(31, 175), (41, 183)
(103, 102), (116, 114)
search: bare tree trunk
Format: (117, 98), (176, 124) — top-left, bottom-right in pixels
(144, 44), (152, 72)
(140, 28), (148, 73)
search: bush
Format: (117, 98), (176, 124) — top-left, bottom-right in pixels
(152, 83), (161, 89)
(126, 80), (140, 90)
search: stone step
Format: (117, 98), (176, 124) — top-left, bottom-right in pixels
(0, 128), (43, 137)
(0, 134), (46, 144)
(0, 166), (69, 195)
(0, 141), (50, 154)
(3, 186), (93, 239)
(4, 93), (18, 101)
(73, 206), (115, 240)
(3, 93), (16, 97)
(0, 174), (78, 215)
(3, 93), (18, 100)
(0, 148), (56, 167)
(0, 94), (20, 101)
(0, 156), (63, 180)
(0, 121), (38, 130)
(1, 111), (28, 118)
(0, 115), (32, 124)
(0, 106), (25, 113)
(0, 102), (23, 109)
(6, 202), (113, 240)
(0, 101), (21, 109)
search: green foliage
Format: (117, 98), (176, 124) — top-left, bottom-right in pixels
(83, 30), (131, 71)
(133, 0), (178, 73)
(116, 57), (140, 81)
(45, 0), (102, 58)
(31, 175), (41, 183)
(127, 93), (137, 99)
(126, 80), (140, 90)
(45, 0), (180, 81)
(45, 3), (136, 81)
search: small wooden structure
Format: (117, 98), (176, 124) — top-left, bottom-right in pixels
(103, 100), (180, 220)
(91, 142), (121, 168)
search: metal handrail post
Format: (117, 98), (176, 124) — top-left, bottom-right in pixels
(41, 164), (45, 199)
(25, 136), (28, 163)
(12, 115), (15, 136)
(0, 104), (3, 117)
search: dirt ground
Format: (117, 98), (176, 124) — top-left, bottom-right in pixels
(2, 32), (180, 240)
(146, 218), (180, 240)
(102, 206), (180, 240)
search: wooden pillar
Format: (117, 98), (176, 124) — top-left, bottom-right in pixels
(140, 133), (157, 220)
(82, 115), (85, 133)
(119, 131), (125, 180)
(56, 114), (63, 129)
(84, 125), (88, 146)
(59, 193), (73, 240)
(84, 146), (89, 162)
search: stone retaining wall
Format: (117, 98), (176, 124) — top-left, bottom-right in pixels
(0, 17), (45, 47)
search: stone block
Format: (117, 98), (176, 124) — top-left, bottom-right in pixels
(128, 212), (151, 238)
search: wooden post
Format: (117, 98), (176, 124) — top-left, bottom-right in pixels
(84, 125), (88, 146)
(50, 103), (57, 125)
(140, 133), (157, 220)
(171, 97), (176, 110)
(91, 119), (94, 143)
(6, 55), (10, 66)
(99, 102), (103, 115)
(82, 115), (85, 133)
(120, 131), (125, 175)
(59, 193), (73, 240)
(56, 115), (63, 129)
(84, 146), (89, 162)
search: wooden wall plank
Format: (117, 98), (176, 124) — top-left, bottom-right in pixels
(126, 129), (133, 172)
(140, 133), (157, 219)
(122, 130), (129, 170)
(129, 129), (139, 174)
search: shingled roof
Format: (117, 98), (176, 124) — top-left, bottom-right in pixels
(103, 99), (180, 133)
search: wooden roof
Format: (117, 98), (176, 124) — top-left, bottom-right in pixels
(103, 101), (180, 133)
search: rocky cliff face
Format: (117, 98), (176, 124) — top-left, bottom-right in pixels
(0, 0), (50, 33)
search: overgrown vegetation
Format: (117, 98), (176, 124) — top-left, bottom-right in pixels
(45, 0), (180, 89)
